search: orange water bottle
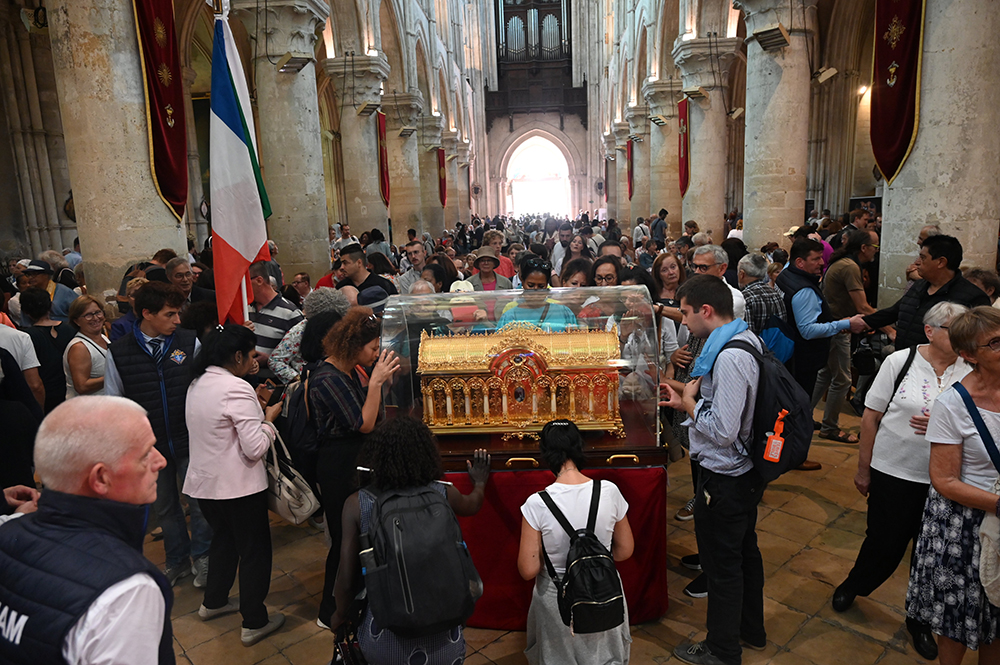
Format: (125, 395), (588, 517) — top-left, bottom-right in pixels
(764, 409), (789, 462)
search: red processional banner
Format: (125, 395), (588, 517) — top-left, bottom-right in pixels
(376, 111), (390, 206)
(871, 0), (924, 184)
(678, 98), (690, 197)
(437, 148), (447, 207)
(626, 139), (634, 201)
(132, 0), (188, 220)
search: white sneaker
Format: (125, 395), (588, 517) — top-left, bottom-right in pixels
(198, 598), (239, 621)
(192, 556), (209, 588)
(242, 613), (285, 647)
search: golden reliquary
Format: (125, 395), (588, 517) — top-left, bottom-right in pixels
(417, 321), (625, 437)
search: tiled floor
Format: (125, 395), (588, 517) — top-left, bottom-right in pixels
(159, 405), (951, 664)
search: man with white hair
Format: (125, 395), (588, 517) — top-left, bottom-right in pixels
(691, 246), (746, 319)
(737, 253), (785, 335)
(0, 396), (174, 664)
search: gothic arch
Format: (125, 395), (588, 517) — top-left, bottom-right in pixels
(493, 124), (582, 181)
(379, 0), (407, 91)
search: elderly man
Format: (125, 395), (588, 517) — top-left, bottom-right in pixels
(737, 253), (785, 336)
(21, 260), (76, 325)
(0, 396), (174, 664)
(690, 246), (746, 319)
(164, 257), (214, 307)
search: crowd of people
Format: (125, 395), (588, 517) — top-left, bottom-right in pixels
(0, 204), (999, 665)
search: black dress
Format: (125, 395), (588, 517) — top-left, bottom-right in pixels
(26, 323), (75, 413)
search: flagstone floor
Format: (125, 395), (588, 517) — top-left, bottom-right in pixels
(158, 405), (965, 664)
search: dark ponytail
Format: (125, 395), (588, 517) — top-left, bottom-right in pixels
(191, 323), (257, 377)
(540, 419), (586, 475)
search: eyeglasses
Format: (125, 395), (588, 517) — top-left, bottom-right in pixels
(691, 262), (716, 272)
(866, 243), (880, 250)
(981, 338), (1000, 353)
(81, 311), (105, 320)
(593, 273), (617, 283)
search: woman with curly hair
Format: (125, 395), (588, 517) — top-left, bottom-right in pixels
(309, 307), (400, 628)
(328, 416), (490, 664)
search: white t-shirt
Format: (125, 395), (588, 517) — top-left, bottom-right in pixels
(926, 386), (1000, 492)
(865, 347), (971, 484)
(0, 324), (40, 371)
(521, 479), (628, 576)
(727, 282), (746, 320)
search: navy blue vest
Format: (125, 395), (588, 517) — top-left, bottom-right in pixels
(0, 492), (174, 664)
(775, 265), (835, 369)
(110, 324), (196, 458)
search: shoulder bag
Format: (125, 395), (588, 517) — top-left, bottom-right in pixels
(265, 431), (321, 525)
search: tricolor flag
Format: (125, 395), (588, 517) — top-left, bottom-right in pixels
(210, 0), (271, 325)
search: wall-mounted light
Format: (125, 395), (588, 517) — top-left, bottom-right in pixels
(813, 67), (838, 84)
(276, 52), (312, 73)
(858, 85), (868, 95)
(753, 23), (790, 51)
(650, 115), (669, 126)
(729, 107), (744, 119)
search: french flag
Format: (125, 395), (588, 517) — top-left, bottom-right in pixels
(210, 0), (270, 324)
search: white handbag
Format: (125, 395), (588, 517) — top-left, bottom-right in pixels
(980, 477), (1000, 607)
(265, 432), (321, 525)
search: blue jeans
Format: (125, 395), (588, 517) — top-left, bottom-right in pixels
(155, 448), (212, 569)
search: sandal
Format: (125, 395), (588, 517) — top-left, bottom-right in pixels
(820, 431), (859, 444)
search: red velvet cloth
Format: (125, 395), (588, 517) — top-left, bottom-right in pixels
(446, 467), (668, 631)
(438, 148), (447, 207)
(133, 0), (188, 220)
(678, 99), (690, 197)
(377, 111), (390, 206)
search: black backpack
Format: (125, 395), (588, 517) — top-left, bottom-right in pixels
(538, 480), (626, 634)
(721, 339), (812, 482)
(360, 485), (483, 638)
(277, 363), (333, 463)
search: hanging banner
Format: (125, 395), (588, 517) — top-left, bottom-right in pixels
(604, 158), (608, 203)
(376, 111), (390, 206)
(626, 140), (634, 201)
(133, 0), (188, 220)
(678, 98), (690, 197)
(437, 148), (447, 207)
(871, 0), (924, 185)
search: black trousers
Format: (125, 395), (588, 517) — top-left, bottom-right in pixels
(316, 438), (365, 622)
(845, 468), (929, 596)
(694, 467), (766, 665)
(199, 490), (272, 629)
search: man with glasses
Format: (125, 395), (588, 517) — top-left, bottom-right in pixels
(691, 246), (746, 319)
(864, 234), (991, 349)
(811, 230), (880, 444)
(164, 257), (214, 309)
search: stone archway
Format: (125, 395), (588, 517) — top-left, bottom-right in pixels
(491, 123), (584, 216)
(505, 137), (571, 216)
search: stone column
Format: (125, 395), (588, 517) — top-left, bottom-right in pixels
(878, 0), (1000, 306)
(442, 131), (460, 233)
(418, 115), (445, 238)
(672, 38), (739, 240)
(382, 93), (424, 235)
(613, 122), (631, 226)
(603, 135), (618, 220)
(625, 105), (650, 231)
(737, 0), (814, 252)
(322, 54), (390, 237)
(234, 0), (329, 281)
(457, 141), (471, 226)
(643, 79), (684, 237)
(182, 66), (209, 249)
(46, 0), (185, 299)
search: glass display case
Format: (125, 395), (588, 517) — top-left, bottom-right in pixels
(379, 285), (664, 469)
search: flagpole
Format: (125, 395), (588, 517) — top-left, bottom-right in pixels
(241, 276), (249, 322)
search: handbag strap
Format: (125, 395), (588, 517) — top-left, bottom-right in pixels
(953, 382), (1000, 473)
(884, 346), (919, 414)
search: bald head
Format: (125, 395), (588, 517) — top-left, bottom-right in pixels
(35, 397), (163, 503)
(408, 280), (435, 295)
(340, 285), (359, 307)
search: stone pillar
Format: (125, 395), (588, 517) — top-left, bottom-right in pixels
(625, 105), (650, 231)
(603, 135), (618, 220)
(234, 0), (329, 281)
(46, 0), (185, 299)
(418, 115), (445, 238)
(737, 0), (813, 252)
(457, 141), (471, 226)
(644, 79), (684, 237)
(672, 38), (739, 240)
(878, 0), (1000, 306)
(382, 93), (424, 235)
(613, 122), (631, 227)
(322, 55), (390, 238)
(442, 131), (460, 233)
(182, 66), (209, 249)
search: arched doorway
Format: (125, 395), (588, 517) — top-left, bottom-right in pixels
(505, 136), (571, 216)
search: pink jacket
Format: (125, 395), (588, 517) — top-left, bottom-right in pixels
(183, 366), (276, 500)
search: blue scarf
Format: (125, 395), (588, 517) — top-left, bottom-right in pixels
(690, 318), (749, 378)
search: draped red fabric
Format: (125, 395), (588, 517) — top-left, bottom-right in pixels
(377, 111), (390, 206)
(678, 99), (690, 197)
(132, 0), (188, 220)
(871, 0), (924, 184)
(438, 148), (447, 207)
(626, 140), (634, 201)
(446, 466), (668, 630)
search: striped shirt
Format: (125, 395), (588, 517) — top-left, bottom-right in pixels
(685, 329), (760, 476)
(250, 293), (303, 360)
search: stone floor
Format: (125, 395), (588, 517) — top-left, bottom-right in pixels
(157, 405), (959, 664)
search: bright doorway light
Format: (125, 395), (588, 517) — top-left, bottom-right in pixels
(506, 137), (570, 217)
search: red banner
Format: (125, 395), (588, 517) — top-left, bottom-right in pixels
(871, 0), (924, 184)
(626, 139), (634, 201)
(678, 98), (690, 197)
(132, 0), (188, 221)
(376, 111), (390, 206)
(437, 148), (447, 207)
